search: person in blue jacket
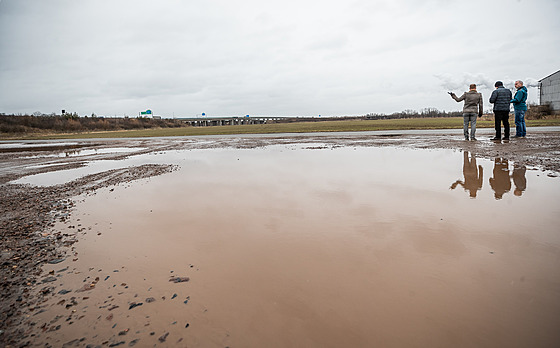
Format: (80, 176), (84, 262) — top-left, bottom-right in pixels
(511, 80), (528, 137)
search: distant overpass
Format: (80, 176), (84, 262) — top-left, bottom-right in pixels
(179, 116), (295, 127)
(178, 116), (363, 127)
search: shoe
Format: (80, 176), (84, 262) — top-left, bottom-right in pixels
(465, 137), (469, 141)
(490, 137), (500, 141)
(502, 137), (509, 141)
(471, 137), (477, 141)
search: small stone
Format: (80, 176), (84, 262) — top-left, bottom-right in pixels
(48, 258), (65, 264)
(129, 302), (143, 310)
(118, 328), (129, 335)
(76, 283), (96, 292)
(158, 332), (169, 343)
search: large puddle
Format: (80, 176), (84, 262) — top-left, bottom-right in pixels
(21, 144), (560, 347)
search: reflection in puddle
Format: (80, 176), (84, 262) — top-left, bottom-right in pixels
(22, 147), (146, 159)
(490, 158), (511, 200)
(488, 158), (528, 200)
(12, 151), (156, 186)
(449, 152), (530, 200)
(0, 142), (79, 150)
(450, 151), (483, 198)
(513, 163), (527, 196)
(17, 144), (560, 347)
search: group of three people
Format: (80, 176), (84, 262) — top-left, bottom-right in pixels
(449, 81), (528, 141)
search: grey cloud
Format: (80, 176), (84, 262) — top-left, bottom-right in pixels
(1, 0), (559, 116)
(434, 73), (496, 91)
(435, 73), (540, 91)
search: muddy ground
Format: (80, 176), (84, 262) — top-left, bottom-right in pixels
(1, 129), (559, 346)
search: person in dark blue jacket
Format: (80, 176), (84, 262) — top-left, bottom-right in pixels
(489, 81), (512, 140)
(511, 80), (528, 137)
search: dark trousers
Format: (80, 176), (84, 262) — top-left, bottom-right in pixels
(494, 110), (510, 138)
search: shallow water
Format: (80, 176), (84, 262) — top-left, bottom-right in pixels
(26, 144), (560, 347)
(21, 147), (145, 159)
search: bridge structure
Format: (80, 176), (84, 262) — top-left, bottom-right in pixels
(179, 116), (291, 127)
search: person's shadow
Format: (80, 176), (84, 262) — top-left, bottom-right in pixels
(512, 162), (527, 197)
(450, 151), (483, 198)
(489, 158), (511, 199)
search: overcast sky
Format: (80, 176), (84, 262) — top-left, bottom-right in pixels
(1, 0), (559, 117)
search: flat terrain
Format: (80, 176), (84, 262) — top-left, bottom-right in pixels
(1, 128), (559, 347)
(3, 116), (560, 139)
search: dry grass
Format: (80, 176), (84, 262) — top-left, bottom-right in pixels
(3, 116), (560, 140)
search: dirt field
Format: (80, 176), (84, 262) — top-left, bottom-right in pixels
(1, 128), (559, 346)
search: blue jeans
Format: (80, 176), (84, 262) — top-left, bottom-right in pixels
(463, 113), (477, 139)
(514, 109), (526, 136)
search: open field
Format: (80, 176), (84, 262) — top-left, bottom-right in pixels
(2, 116), (560, 140)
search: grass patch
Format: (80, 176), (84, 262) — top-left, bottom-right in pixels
(3, 117), (560, 140)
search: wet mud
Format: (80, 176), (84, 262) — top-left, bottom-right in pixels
(1, 163), (176, 346)
(1, 129), (560, 347)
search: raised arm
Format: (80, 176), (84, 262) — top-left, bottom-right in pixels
(451, 92), (465, 102)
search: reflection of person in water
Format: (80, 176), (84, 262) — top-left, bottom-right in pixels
(512, 163), (527, 196)
(489, 158), (511, 199)
(450, 151), (483, 198)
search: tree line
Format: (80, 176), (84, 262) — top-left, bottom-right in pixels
(0, 104), (553, 134)
(0, 114), (184, 134)
(365, 108), (463, 120)
(366, 103), (552, 120)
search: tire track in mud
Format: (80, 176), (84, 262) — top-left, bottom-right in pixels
(1, 164), (176, 347)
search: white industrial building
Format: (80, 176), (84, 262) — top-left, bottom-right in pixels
(539, 70), (560, 111)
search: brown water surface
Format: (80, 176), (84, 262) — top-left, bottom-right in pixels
(27, 145), (560, 347)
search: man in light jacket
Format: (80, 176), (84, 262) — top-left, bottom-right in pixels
(511, 80), (528, 137)
(449, 84), (483, 141)
(489, 81), (512, 141)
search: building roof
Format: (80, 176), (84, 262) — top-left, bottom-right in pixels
(539, 69), (560, 82)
